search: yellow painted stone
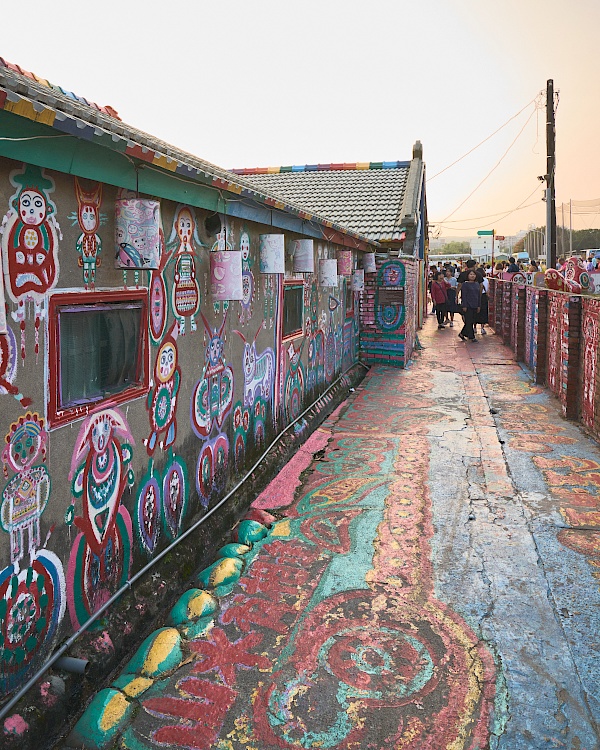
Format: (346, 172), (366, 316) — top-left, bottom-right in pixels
(119, 676), (154, 698)
(144, 628), (181, 676)
(99, 691), (130, 732)
(210, 558), (240, 586)
(188, 591), (217, 619)
(271, 519), (291, 537)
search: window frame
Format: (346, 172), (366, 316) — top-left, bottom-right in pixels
(48, 289), (149, 429)
(282, 281), (304, 340)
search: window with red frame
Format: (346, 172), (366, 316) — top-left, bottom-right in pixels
(48, 290), (148, 427)
(283, 283), (304, 338)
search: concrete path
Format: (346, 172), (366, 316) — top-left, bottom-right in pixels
(65, 316), (600, 750)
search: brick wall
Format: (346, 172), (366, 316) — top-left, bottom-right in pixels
(580, 298), (600, 431)
(359, 256), (420, 367)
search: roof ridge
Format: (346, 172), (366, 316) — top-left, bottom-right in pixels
(231, 161), (411, 176)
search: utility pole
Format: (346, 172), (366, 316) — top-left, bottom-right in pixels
(546, 79), (557, 268)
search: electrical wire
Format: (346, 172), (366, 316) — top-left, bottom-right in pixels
(426, 96), (539, 183)
(435, 184), (542, 232)
(438, 107), (538, 225)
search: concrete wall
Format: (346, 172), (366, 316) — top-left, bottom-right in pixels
(0, 155), (363, 700)
(490, 278), (596, 429)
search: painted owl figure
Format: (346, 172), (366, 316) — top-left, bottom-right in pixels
(145, 324), (181, 455)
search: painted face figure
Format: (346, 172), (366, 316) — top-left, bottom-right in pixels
(176, 209), (194, 247)
(91, 414), (113, 456)
(4, 420), (45, 473)
(240, 231), (250, 261)
(79, 204), (98, 233)
(157, 340), (176, 383)
(168, 471), (180, 514)
(208, 336), (224, 367)
(19, 190), (46, 227)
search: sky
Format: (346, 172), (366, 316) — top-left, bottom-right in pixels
(1, 0), (599, 238)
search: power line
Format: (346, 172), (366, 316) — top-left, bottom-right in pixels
(438, 107), (538, 225)
(435, 184), (542, 232)
(426, 96), (540, 183)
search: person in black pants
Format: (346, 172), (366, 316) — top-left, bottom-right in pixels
(458, 270), (481, 342)
(430, 272), (449, 329)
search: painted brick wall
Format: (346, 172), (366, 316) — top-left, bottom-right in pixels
(359, 256), (420, 367)
(580, 298), (600, 431)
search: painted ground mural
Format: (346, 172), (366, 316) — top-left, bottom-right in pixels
(82, 362), (498, 749)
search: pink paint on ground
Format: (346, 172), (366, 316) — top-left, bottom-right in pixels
(3, 715), (29, 736)
(253, 428), (331, 510)
(92, 631), (114, 654)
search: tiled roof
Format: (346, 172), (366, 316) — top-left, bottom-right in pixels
(0, 62), (379, 250)
(231, 162), (412, 242)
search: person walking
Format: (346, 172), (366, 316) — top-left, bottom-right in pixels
(458, 270), (481, 342)
(444, 268), (459, 327)
(476, 275), (489, 335)
(430, 271), (449, 329)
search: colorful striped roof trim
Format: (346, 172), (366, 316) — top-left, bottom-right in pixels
(232, 161), (410, 176)
(0, 57), (121, 120)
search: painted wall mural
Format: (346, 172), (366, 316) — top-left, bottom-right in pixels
(192, 313), (234, 507)
(238, 229), (254, 326)
(0, 164), (62, 360)
(0, 327), (32, 407)
(145, 323), (181, 456)
(66, 409), (134, 628)
(0, 413), (65, 693)
(135, 451), (188, 555)
(233, 323), (275, 409)
(376, 261), (406, 332)
(167, 205), (202, 335)
(69, 178), (106, 290)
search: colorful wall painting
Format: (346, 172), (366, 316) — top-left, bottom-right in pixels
(0, 413), (65, 693)
(233, 323), (275, 409)
(232, 401), (250, 469)
(69, 178), (106, 289)
(238, 230), (254, 326)
(196, 434), (229, 508)
(375, 260), (406, 332)
(149, 230), (168, 346)
(166, 205), (202, 335)
(0, 327), (32, 407)
(582, 300), (600, 430)
(66, 409), (134, 628)
(144, 323), (181, 456)
(259, 234), (285, 274)
(0, 248), (7, 334)
(283, 339), (306, 424)
(135, 452), (189, 555)
(0, 164), (61, 360)
(191, 313), (234, 439)
(263, 274), (276, 330)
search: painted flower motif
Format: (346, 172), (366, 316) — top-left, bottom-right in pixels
(233, 406), (242, 429)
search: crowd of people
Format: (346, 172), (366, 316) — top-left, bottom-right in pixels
(428, 259), (489, 343)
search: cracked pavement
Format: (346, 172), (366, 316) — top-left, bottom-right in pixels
(71, 316), (600, 750)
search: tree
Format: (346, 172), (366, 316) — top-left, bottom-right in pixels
(440, 241), (471, 255)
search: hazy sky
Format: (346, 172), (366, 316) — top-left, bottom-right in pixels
(2, 0), (598, 237)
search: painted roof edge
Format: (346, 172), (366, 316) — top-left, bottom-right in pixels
(0, 67), (380, 251)
(231, 161), (411, 175)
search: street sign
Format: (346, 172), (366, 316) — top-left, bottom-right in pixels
(477, 230), (494, 236)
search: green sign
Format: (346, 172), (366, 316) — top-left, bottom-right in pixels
(477, 230), (494, 236)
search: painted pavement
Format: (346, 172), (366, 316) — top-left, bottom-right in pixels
(64, 317), (600, 750)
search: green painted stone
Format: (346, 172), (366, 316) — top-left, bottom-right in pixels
(168, 589), (218, 627)
(234, 519), (268, 545)
(180, 616), (215, 640)
(122, 627), (183, 678)
(197, 557), (243, 590)
(67, 688), (133, 750)
(217, 543), (251, 559)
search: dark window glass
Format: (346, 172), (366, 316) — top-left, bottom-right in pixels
(59, 303), (143, 407)
(283, 285), (303, 338)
